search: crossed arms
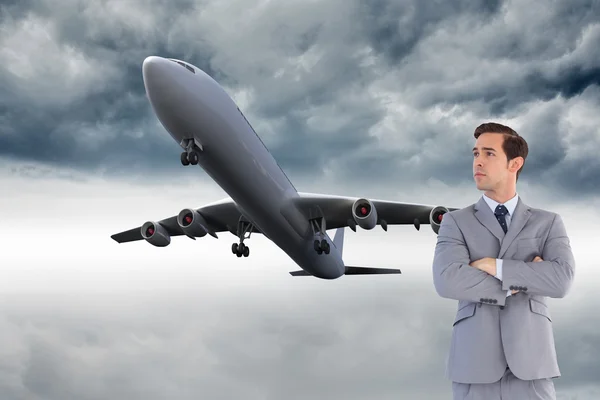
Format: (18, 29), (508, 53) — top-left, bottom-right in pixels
(432, 212), (575, 306)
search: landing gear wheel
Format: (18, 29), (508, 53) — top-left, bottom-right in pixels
(310, 215), (330, 255)
(314, 240), (322, 254)
(321, 239), (330, 254)
(181, 152), (189, 166)
(232, 242), (249, 257)
(188, 151), (199, 165)
(180, 138), (202, 167)
(232, 217), (254, 258)
(314, 239), (329, 254)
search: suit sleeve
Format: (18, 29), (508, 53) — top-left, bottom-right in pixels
(500, 213), (575, 298)
(432, 212), (507, 306)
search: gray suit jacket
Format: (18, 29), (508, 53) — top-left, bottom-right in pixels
(432, 196), (575, 384)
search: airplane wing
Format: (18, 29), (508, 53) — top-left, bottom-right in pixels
(291, 192), (461, 232)
(111, 197), (259, 244)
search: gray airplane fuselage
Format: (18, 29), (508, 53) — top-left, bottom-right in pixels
(142, 56), (345, 279)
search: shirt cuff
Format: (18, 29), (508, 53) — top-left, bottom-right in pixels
(506, 290), (511, 297)
(495, 259), (503, 280)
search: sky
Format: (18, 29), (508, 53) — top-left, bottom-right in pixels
(1, 0), (600, 398)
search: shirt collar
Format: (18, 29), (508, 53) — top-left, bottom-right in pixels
(483, 193), (519, 216)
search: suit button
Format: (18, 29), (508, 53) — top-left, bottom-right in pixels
(500, 305), (505, 310)
(523, 287), (528, 291)
(493, 299), (497, 304)
(480, 298), (484, 302)
(509, 285), (515, 290)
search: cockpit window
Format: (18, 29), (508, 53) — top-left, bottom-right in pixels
(168, 58), (195, 74)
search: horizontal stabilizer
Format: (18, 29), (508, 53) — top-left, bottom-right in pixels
(289, 266), (401, 276)
(289, 270), (311, 276)
(344, 266), (401, 275)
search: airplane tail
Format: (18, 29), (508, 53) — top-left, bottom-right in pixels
(333, 226), (344, 254)
(289, 227), (401, 276)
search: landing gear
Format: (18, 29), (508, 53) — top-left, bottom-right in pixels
(181, 150), (199, 166)
(181, 152), (190, 165)
(232, 242), (249, 257)
(180, 138), (202, 166)
(314, 238), (330, 254)
(309, 216), (330, 254)
(232, 217), (253, 257)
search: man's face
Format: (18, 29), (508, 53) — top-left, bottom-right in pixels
(472, 133), (510, 191)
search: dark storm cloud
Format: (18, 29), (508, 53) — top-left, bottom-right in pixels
(261, 102), (387, 180)
(397, 0), (600, 113)
(423, 61), (600, 117)
(357, 0), (502, 64)
(0, 91), (193, 179)
(517, 88), (600, 196)
(1, 0), (600, 195)
(0, 279), (597, 399)
(0, 0), (221, 179)
(526, 65), (600, 102)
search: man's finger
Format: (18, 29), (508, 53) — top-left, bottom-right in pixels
(511, 290), (520, 294)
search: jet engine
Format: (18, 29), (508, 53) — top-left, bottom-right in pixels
(429, 206), (449, 235)
(352, 198), (378, 230)
(140, 221), (171, 247)
(177, 208), (210, 237)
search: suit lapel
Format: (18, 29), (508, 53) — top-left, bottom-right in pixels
(473, 196), (505, 243)
(498, 198), (531, 258)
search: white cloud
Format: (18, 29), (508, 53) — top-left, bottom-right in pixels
(0, 13), (121, 108)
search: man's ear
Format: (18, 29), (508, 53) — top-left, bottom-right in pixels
(508, 157), (524, 173)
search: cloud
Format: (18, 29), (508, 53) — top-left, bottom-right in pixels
(1, 166), (599, 399)
(1, 2), (599, 398)
(0, 277), (597, 400)
(0, 0), (598, 196)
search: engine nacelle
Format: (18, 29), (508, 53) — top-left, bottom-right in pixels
(177, 208), (210, 237)
(140, 221), (171, 247)
(352, 198), (378, 230)
(429, 206), (449, 235)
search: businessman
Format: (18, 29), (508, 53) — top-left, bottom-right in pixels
(432, 122), (575, 399)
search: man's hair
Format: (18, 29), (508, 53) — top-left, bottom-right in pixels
(474, 122), (529, 181)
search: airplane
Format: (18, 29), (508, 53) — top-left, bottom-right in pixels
(110, 56), (460, 279)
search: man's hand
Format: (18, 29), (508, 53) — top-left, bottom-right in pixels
(511, 255), (543, 294)
(469, 257), (496, 276)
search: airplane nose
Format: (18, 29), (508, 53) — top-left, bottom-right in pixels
(141, 55), (186, 125)
(141, 55), (196, 138)
(142, 56), (171, 97)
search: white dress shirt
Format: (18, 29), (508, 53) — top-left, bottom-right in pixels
(482, 193), (519, 297)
